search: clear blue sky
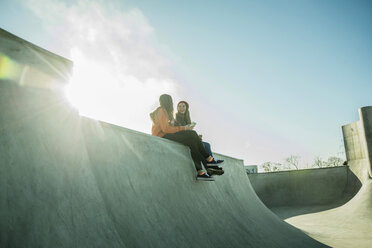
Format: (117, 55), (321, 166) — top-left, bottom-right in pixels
(1, 0), (371, 167)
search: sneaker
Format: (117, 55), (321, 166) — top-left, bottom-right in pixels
(207, 158), (224, 165)
(207, 168), (225, 176)
(196, 172), (215, 181)
(207, 165), (223, 170)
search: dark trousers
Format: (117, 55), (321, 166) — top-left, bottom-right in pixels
(163, 130), (210, 171)
(202, 142), (213, 157)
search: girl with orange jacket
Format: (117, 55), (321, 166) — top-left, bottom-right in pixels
(150, 94), (216, 181)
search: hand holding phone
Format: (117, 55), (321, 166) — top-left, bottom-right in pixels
(186, 122), (196, 130)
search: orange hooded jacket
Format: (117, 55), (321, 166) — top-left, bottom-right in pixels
(151, 108), (185, 137)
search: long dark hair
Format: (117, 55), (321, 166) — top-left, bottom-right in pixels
(175, 101), (191, 126)
(150, 94), (174, 123)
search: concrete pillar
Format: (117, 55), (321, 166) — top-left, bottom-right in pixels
(342, 121), (367, 161)
(359, 106), (372, 178)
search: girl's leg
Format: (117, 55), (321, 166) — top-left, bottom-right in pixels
(163, 132), (205, 171)
(202, 142), (213, 157)
(183, 130), (211, 159)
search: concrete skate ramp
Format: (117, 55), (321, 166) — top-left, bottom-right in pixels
(0, 81), (327, 247)
(249, 107), (372, 247)
(248, 166), (361, 217)
(0, 28), (327, 247)
(0, 28), (72, 89)
(249, 160), (372, 248)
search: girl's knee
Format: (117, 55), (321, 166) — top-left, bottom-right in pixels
(188, 130), (198, 137)
(186, 130), (196, 134)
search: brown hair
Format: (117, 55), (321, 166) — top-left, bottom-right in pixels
(175, 101), (191, 126)
(150, 94), (174, 123)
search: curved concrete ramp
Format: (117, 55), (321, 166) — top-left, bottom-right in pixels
(283, 160), (372, 248)
(249, 160), (372, 248)
(0, 82), (327, 247)
(249, 166), (357, 210)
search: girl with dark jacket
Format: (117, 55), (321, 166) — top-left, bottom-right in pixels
(150, 94), (218, 181)
(174, 101), (224, 167)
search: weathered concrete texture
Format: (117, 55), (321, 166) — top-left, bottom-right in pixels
(249, 159), (372, 247)
(0, 28), (72, 89)
(248, 167), (357, 208)
(249, 107), (372, 247)
(342, 106), (372, 177)
(0, 28), (328, 248)
(282, 160), (372, 248)
(342, 121), (367, 161)
(359, 106), (372, 177)
(0, 82), (327, 248)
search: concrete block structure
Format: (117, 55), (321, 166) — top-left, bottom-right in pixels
(244, 165), (258, 174)
(342, 121), (367, 160)
(342, 106), (372, 177)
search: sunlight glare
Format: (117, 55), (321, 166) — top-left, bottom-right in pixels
(64, 47), (177, 133)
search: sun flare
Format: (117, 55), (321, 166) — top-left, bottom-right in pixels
(64, 47), (177, 133)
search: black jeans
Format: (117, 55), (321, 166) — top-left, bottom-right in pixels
(163, 130), (210, 171)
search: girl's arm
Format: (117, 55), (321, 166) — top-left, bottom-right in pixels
(158, 109), (186, 134)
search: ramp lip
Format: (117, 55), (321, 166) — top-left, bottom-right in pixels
(255, 165), (348, 174)
(0, 27), (73, 64)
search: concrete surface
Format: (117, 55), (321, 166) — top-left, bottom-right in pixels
(0, 81), (327, 247)
(0, 28), (72, 89)
(342, 106), (372, 177)
(0, 28), (326, 248)
(342, 121), (367, 161)
(281, 160), (372, 248)
(248, 166), (358, 209)
(3, 27), (372, 248)
(249, 106), (372, 247)
(359, 107), (372, 177)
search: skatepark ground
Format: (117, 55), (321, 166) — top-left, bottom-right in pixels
(1, 28), (372, 247)
(1, 80), (372, 247)
(249, 160), (372, 248)
(0, 81), (328, 247)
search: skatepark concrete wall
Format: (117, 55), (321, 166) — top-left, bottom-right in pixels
(269, 160), (372, 248)
(342, 121), (367, 161)
(0, 28), (72, 89)
(0, 82), (327, 248)
(0, 29), (327, 247)
(341, 120), (370, 189)
(248, 167), (356, 207)
(342, 106), (372, 178)
(248, 107), (372, 248)
(358, 107), (372, 178)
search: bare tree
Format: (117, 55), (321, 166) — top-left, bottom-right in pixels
(261, 155), (344, 172)
(325, 157), (343, 167)
(273, 163), (284, 171)
(284, 155), (300, 170)
(261, 162), (282, 172)
(312, 156), (325, 168)
(261, 162), (273, 172)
